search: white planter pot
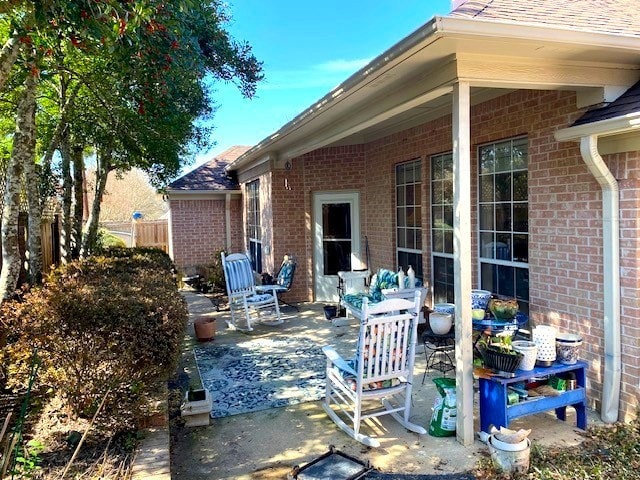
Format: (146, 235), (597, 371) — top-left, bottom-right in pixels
(429, 312), (453, 335)
(512, 340), (537, 371)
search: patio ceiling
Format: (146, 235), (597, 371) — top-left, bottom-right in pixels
(229, 16), (640, 172)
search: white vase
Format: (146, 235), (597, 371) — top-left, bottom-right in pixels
(407, 265), (416, 288)
(397, 267), (406, 289)
(429, 312), (452, 335)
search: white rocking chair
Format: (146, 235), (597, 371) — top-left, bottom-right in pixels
(221, 252), (282, 331)
(322, 291), (426, 447)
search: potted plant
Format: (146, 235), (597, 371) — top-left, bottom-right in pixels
(193, 315), (216, 342)
(479, 334), (523, 373)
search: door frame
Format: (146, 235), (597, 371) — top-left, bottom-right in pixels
(313, 191), (362, 302)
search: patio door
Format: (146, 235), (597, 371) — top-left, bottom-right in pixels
(313, 192), (361, 302)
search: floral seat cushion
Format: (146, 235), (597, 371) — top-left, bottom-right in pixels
(333, 317), (409, 392)
(342, 268), (422, 311)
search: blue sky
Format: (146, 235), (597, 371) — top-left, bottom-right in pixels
(191, 0), (453, 170)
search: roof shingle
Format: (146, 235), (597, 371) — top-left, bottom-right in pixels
(450, 0), (640, 37)
(168, 146), (250, 191)
(573, 80), (640, 125)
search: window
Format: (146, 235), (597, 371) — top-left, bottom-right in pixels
(478, 137), (529, 313)
(396, 160), (422, 280)
(431, 152), (454, 303)
(246, 180), (262, 273)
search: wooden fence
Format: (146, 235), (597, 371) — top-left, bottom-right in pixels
(102, 220), (169, 252)
(133, 220), (169, 252)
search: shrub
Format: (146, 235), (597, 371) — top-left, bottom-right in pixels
(2, 248), (187, 428)
(95, 228), (127, 249)
(207, 247), (227, 291)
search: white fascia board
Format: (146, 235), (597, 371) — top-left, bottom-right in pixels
(555, 113), (640, 142)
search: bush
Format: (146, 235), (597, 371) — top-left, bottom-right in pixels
(1, 248), (187, 428)
(207, 247), (227, 291)
(95, 228), (127, 249)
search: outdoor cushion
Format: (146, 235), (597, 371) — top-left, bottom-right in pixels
(342, 268), (423, 311)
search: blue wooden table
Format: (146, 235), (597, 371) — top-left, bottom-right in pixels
(479, 360), (587, 433)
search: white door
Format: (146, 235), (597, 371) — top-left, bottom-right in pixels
(313, 192), (361, 302)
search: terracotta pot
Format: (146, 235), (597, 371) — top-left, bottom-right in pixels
(194, 316), (216, 342)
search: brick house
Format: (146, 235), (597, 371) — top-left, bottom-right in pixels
(172, 0), (640, 444)
(166, 146), (250, 274)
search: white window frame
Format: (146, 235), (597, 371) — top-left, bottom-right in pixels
(477, 136), (529, 312)
(430, 152), (454, 303)
(246, 180), (262, 272)
(395, 159), (422, 280)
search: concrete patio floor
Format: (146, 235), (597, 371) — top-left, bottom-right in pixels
(169, 290), (601, 479)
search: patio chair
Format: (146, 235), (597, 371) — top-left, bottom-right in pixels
(257, 254), (299, 311)
(321, 291), (426, 447)
(339, 268), (428, 324)
(221, 252), (282, 331)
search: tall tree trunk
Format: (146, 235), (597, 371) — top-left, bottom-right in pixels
(59, 131), (73, 264)
(81, 149), (112, 257)
(24, 119), (42, 284)
(71, 145), (85, 260)
(0, 35), (21, 92)
(0, 71), (36, 301)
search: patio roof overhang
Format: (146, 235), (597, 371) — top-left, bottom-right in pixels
(225, 14), (640, 446)
(228, 15), (640, 173)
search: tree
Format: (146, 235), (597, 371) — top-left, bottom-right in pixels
(0, 68), (36, 299)
(0, 0), (263, 298)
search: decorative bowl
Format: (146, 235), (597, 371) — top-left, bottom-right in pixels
(471, 289), (492, 310)
(434, 303), (456, 315)
(488, 298), (519, 320)
(472, 308), (486, 320)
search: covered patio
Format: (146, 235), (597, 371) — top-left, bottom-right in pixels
(165, 290), (599, 479)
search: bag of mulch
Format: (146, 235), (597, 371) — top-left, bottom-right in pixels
(429, 377), (457, 437)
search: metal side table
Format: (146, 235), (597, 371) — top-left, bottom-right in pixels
(421, 327), (455, 383)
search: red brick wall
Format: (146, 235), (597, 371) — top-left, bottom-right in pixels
(264, 88), (640, 420)
(304, 147), (367, 298)
(169, 197), (240, 272)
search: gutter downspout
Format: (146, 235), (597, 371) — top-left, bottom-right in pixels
(579, 135), (621, 423)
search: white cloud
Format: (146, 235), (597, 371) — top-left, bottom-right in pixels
(258, 57), (371, 91)
(313, 58), (371, 73)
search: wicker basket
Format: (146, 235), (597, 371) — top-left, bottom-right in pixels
(482, 347), (524, 373)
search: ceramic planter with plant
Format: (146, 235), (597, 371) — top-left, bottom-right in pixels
(488, 298), (519, 320)
(479, 334), (523, 373)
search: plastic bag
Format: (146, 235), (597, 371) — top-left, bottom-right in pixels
(428, 377), (457, 437)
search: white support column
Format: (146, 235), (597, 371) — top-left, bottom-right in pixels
(452, 81), (474, 446)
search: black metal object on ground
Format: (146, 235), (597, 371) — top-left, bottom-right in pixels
(290, 446), (477, 480)
(289, 446), (372, 479)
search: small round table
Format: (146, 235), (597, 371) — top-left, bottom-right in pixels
(421, 327), (455, 383)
